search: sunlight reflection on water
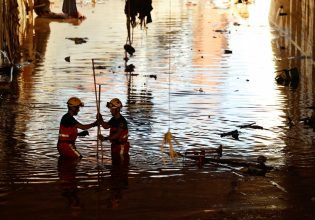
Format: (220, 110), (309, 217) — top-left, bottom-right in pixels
(0, 0), (301, 184)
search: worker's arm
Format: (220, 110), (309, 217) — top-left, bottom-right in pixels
(96, 113), (110, 129)
(75, 121), (98, 130)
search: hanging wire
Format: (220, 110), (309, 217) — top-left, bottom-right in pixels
(168, 0), (171, 130)
(160, 0), (181, 161)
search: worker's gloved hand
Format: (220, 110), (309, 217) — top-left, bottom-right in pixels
(78, 130), (89, 137)
(98, 134), (109, 141)
(96, 113), (103, 121)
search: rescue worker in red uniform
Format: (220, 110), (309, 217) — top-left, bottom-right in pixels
(98, 98), (130, 156)
(57, 97), (98, 158)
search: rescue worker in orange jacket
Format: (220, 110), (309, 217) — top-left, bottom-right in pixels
(97, 98), (130, 155)
(57, 97), (98, 158)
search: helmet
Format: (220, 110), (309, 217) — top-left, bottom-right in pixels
(106, 98), (122, 109)
(67, 97), (84, 107)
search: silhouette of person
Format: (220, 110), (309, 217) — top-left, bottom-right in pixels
(58, 156), (81, 208)
(106, 153), (130, 208)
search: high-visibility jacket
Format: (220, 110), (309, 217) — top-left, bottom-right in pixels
(108, 116), (130, 154)
(109, 127), (128, 144)
(57, 113), (81, 158)
(58, 125), (78, 144)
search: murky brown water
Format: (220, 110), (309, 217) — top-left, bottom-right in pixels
(1, 0), (315, 219)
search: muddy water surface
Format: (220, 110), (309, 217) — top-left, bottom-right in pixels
(0, 0), (315, 219)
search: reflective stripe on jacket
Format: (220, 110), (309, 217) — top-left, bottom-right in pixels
(109, 127), (128, 144)
(58, 125), (78, 144)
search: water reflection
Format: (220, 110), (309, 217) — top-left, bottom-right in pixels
(58, 157), (81, 208)
(0, 0), (300, 183)
(0, 0), (315, 218)
(106, 153), (129, 209)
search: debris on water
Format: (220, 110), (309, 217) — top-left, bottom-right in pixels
(275, 67), (299, 88)
(94, 65), (107, 69)
(194, 88), (204, 92)
(124, 44), (135, 56)
(237, 122), (263, 129)
(125, 64), (135, 72)
(65, 56), (70, 62)
(220, 130), (239, 140)
(240, 166), (267, 176)
(270, 181), (287, 193)
(144, 74), (157, 80)
(214, 29), (229, 33)
(66, 37), (88, 44)
(300, 117), (312, 126)
(161, 129), (180, 160)
(224, 49), (232, 54)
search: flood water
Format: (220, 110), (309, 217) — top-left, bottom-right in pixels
(1, 0), (315, 219)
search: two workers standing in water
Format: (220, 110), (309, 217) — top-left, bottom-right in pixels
(57, 97), (130, 159)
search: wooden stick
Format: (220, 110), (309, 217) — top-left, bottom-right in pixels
(98, 84), (103, 164)
(92, 59), (99, 160)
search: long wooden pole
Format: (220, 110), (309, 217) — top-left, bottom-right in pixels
(92, 59), (100, 161)
(98, 84), (103, 164)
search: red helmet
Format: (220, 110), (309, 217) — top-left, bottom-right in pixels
(67, 97), (84, 107)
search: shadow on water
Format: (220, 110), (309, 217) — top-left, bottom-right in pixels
(0, 0), (315, 219)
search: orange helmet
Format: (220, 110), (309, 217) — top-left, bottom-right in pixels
(67, 97), (84, 107)
(106, 98), (122, 109)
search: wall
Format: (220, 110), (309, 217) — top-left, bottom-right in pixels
(269, 0), (314, 61)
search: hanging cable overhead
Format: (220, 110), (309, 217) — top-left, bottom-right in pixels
(160, 0), (181, 160)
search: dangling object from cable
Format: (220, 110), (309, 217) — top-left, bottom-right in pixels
(160, 0), (181, 160)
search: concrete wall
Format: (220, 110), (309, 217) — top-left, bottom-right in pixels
(269, 0), (315, 114)
(269, 0), (315, 60)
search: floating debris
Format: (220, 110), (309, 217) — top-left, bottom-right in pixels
(66, 37), (88, 44)
(237, 122), (263, 129)
(161, 129), (180, 159)
(214, 29), (229, 33)
(124, 44), (135, 56)
(270, 180), (287, 193)
(224, 49), (232, 54)
(220, 130), (239, 140)
(65, 56), (70, 62)
(144, 74), (157, 80)
(125, 64), (135, 72)
(194, 88), (204, 92)
(185, 145), (222, 160)
(275, 67), (299, 88)
(94, 65), (108, 69)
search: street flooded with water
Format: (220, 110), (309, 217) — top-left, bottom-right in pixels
(0, 0), (315, 219)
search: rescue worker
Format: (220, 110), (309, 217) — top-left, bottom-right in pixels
(97, 98), (130, 156)
(57, 97), (98, 158)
